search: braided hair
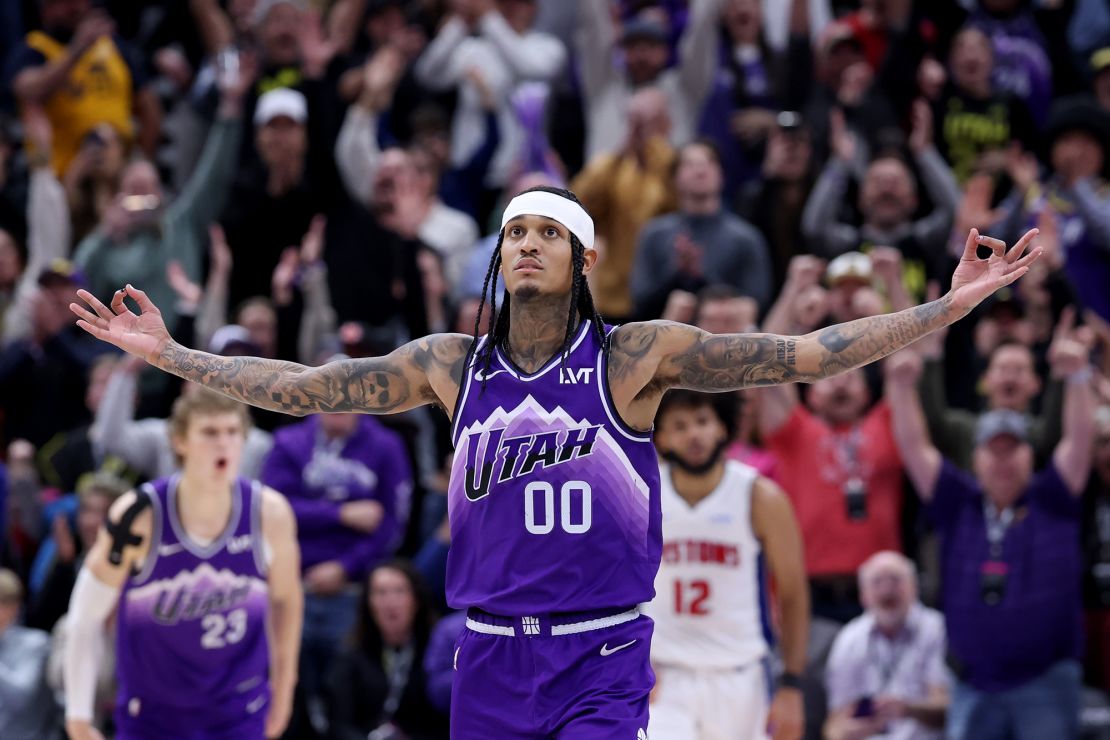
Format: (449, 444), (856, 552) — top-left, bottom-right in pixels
(472, 186), (607, 384)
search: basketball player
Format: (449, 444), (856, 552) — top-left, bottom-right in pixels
(62, 390), (302, 740)
(644, 390), (807, 740)
(70, 185), (1039, 737)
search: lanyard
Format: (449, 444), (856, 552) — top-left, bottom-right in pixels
(984, 504), (1015, 559)
(869, 630), (909, 693)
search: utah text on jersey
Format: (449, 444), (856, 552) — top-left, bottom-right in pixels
(461, 422), (601, 500)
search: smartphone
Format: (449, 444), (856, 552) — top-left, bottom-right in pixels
(853, 696), (875, 718)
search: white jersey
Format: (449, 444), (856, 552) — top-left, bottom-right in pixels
(642, 460), (768, 670)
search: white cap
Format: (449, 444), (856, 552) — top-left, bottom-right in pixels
(253, 0), (307, 27)
(209, 324), (257, 355)
(254, 88), (308, 126)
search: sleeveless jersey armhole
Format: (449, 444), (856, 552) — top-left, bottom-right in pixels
(598, 325), (653, 442)
(451, 336), (486, 447)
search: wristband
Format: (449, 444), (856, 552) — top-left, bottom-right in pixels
(777, 672), (804, 691)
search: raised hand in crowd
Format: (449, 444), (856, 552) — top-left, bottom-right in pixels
(271, 248), (300, 307)
(870, 246), (912, 312)
(358, 45), (406, 112)
(208, 223), (233, 280)
(908, 98), (934, 155)
(298, 9), (339, 79)
(166, 260), (203, 313)
(271, 215), (326, 306)
(1047, 307), (1096, 380)
(70, 11), (115, 57)
(1006, 142), (1041, 197)
(215, 47), (258, 116)
(829, 108), (857, 166)
(952, 174), (1004, 256)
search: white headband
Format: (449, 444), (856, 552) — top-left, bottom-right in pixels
(500, 191), (595, 249)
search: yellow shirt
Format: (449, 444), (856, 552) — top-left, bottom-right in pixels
(24, 31), (134, 176)
(570, 137), (677, 318)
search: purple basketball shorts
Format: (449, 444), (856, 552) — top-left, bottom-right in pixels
(451, 607), (655, 739)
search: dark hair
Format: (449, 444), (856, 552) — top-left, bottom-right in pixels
(654, 389), (740, 440)
(472, 186), (606, 380)
(352, 559), (436, 659)
(673, 137), (723, 179)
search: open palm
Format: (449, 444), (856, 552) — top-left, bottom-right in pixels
(949, 228), (1042, 314)
(69, 285), (172, 363)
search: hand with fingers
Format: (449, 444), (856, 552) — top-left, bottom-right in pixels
(947, 228), (1043, 317)
(69, 285), (173, 364)
(166, 261), (202, 311)
(1048, 306), (1096, 380)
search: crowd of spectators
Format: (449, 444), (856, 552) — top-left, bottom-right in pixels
(1, 0), (1109, 738)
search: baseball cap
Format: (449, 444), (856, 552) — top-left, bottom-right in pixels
(254, 88), (308, 126)
(252, 0), (307, 27)
(38, 258), (85, 288)
(975, 410), (1029, 446)
(209, 324), (261, 356)
(620, 15), (669, 46)
(826, 252), (872, 286)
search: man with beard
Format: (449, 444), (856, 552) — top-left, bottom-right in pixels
(824, 551), (950, 740)
(643, 390), (808, 740)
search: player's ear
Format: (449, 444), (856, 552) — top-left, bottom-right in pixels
(581, 246), (599, 275)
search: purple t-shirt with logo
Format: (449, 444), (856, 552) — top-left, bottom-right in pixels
(929, 460), (1082, 692)
(447, 323), (662, 615)
(115, 476), (271, 724)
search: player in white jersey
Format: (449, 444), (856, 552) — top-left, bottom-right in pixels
(643, 390), (809, 740)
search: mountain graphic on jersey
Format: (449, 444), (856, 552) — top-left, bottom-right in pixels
(125, 562), (267, 625)
(453, 395), (650, 538)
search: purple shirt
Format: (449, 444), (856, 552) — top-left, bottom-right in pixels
(260, 415), (412, 579)
(116, 476), (270, 722)
(930, 461), (1082, 692)
(969, 11), (1052, 127)
(447, 323), (662, 614)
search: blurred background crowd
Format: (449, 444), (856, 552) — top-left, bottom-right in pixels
(0, 0), (1109, 738)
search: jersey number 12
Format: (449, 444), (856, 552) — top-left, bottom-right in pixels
(674, 579), (711, 615)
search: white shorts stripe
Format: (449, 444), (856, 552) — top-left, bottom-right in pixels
(465, 618), (515, 636)
(550, 608), (640, 636)
(464, 608), (641, 637)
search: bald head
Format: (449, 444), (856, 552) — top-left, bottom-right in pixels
(858, 551), (918, 631)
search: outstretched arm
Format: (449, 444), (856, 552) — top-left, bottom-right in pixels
(639, 229), (1041, 391)
(70, 285), (472, 417)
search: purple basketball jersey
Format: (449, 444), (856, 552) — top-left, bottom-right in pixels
(448, 323), (662, 614)
(115, 475), (270, 726)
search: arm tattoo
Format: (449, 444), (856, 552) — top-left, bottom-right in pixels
(156, 335), (471, 416)
(656, 295), (954, 392)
